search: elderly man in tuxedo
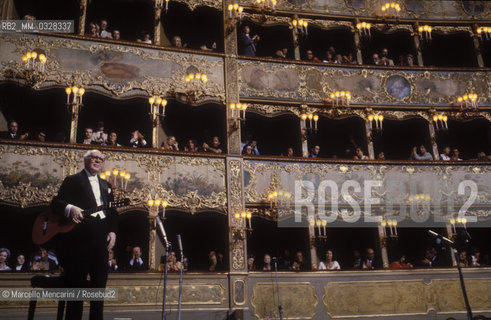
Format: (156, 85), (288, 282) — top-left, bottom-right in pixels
(51, 150), (117, 320)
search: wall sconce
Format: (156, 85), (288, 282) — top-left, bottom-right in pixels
(309, 218), (327, 239)
(292, 18), (308, 36)
(329, 91), (351, 107)
(457, 93), (478, 110)
(22, 51), (47, 86)
(100, 169), (131, 190)
(368, 114), (384, 131)
(381, 2), (401, 17)
(380, 218), (398, 238)
(356, 22), (371, 37)
(147, 198), (169, 218)
(418, 25), (432, 40)
(65, 85), (85, 117)
(267, 190), (292, 208)
(149, 96), (167, 119)
(300, 113), (318, 132)
(432, 114), (448, 131)
(476, 26), (490, 40)
(155, 0), (169, 11)
(449, 217), (467, 236)
(229, 102), (247, 122)
(255, 0), (277, 11)
(234, 211), (252, 230)
(228, 3), (244, 20)
(182, 72), (208, 104)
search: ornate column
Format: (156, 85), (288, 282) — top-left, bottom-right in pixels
(378, 225), (389, 268)
(308, 228), (319, 270)
(153, 4), (163, 46)
(69, 104), (80, 143)
(365, 118), (375, 159)
(472, 24), (484, 68)
(148, 216), (157, 270)
(413, 24), (424, 67)
(428, 118), (439, 160)
(301, 122), (308, 157)
(78, 0), (88, 36)
(151, 107), (161, 148)
(353, 20), (363, 65)
(292, 25), (300, 60)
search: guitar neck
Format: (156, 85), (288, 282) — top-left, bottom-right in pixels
(83, 204), (109, 216)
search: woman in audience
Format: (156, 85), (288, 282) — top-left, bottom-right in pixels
(0, 248), (12, 271)
(262, 254), (272, 271)
(13, 254), (29, 272)
(389, 253), (413, 269)
(184, 139), (199, 152)
(318, 249), (341, 270)
(88, 22), (100, 38)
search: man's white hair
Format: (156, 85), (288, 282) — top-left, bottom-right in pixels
(83, 149), (103, 160)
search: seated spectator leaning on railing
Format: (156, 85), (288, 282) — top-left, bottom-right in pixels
(410, 145), (433, 161)
(0, 120), (29, 140)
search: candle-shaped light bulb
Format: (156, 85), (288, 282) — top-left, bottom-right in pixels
(149, 96), (155, 105)
(112, 169), (119, 176)
(148, 199), (154, 207)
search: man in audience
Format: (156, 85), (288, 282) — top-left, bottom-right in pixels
(292, 250), (308, 271)
(202, 136), (224, 153)
(88, 22), (100, 38)
(1, 120), (29, 140)
(286, 147), (294, 157)
(362, 248), (379, 269)
(397, 54), (406, 66)
(440, 146), (451, 160)
(162, 136), (179, 151)
(354, 147), (368, 160)
(310, 145), (320, 158)
(305, 50), (321, 63)
(380, 48), (394, 66)
(112, 29), (121, 40)
(371, 53), (380, 65)
(100, 19), (112, 38)
(406, 54), (415, 66)
(171, 36), (186, 48)
(31, 247), (58, 271)
(106, 132), (121, 146)
(451, 148), (463, 161)
(92, 121), (108, 145)
(377, 152), (386, 160)
(200, 42), (217, 52)
(476, 151), (491, 161)
(420, 248), (443, 268)
(410, 145), (433, 161)
(108, 249), (118, 271)
(240, 25), (260, 56)
(128, 246), (145, 271)
(274, 49), (286, 59)
(343, 53), (358, 65)
(247, 254), (256, 271)
(322, 50), (334, 63)
(352, 249), (362, 269)
(81, 128), (95, 145)
(36, 131), (47, 142)
(129, 130), (147, 148)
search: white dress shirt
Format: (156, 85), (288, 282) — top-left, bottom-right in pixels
(64, 169), (106, 219)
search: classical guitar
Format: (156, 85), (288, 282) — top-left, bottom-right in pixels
(32, 198), (130, 245)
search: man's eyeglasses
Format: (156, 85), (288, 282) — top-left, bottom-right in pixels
(90, 156), (105, 162)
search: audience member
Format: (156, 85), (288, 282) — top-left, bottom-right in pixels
(1, 120), (28, 140)
(286, 147), (294, 157)
(406, 54), (415, 66)
(92, 121), (108, 145)
(420, 248), (443, 268)
(470, 248), (481, 267)
(106, 132), (121, 146)
(389, 253), (413, 269)
(309, 145), (320, 158)
(305, 50), (321, 63)
(397, 54), (406, 66)
(292, 250), (308, 271)
(36, 131), (47, 142)
(138, 33), (152, 44)
(476, 152), (491, 161)
(167, 251), (181, 272)
(31, 247), (58, 271)
(0, 248), (11, 271)
(13, 254), (28, 272)
(128, 246), (145, 271)
(200, 42), (217, 52)
(458, 251), (469, 267)
(262, 254), (272, 271)
(274, 49), (286, 59)
(81, 128), (94, 144)
(318, 249), (341, 270)
(247, 254), (256, 271)
(450, 148), (463, 161)
(162, 136), (179, 151)
(184, 139), (199, 152)
(112, 29), (121, 40)
(352, 249), (362, 269)
(280, 249), (292, 270)
(129, 130), (147, 148)
(343, 53), (358, 65)
(242, 143), (253, 155)
(88, 22), (100, 38)
(171, 35), (186, 48)
(202, 136), (224, 153)
(100, 19), (112, 39)
(182, 257), (189, 271)
(108, 249), (118, 271)
(240, 25), (260, 56)
(380, 48), (394, 66)
(440, 146), (451, 161)
(362, 248), (379, 270)
(333, 54), (343, 64)
(354, 147), (368, 160)
(377, 152), (386, 160)
(410, 145), (433, 161)
(371, 53), (380, 65)
(322, 50), (334, 63)
(208, 251), (225, 271)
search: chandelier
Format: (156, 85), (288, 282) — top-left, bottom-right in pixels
(381, 2), (401, 17)
(457, 93), (478, 110)
(329, 91), (351, 107)
(21, 51), (47, 86)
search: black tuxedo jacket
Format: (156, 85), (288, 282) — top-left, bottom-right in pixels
(51, 170), (117, 235)
(0, 131), (17, 139)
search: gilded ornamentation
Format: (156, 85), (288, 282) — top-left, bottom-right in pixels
(171, 0), (223, 11)
(228, 158), (246, 270)
(251, 282), (318, 320)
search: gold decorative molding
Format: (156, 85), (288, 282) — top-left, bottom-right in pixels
(227, 158), (246, 271)
(251, 282), (318, 320)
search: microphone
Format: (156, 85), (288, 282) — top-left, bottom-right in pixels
(428, 230), (454, 246)
(177, 234), (183, 253)
(156, 216), (170, 248)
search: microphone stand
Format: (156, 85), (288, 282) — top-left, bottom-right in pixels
(428, 230), (472, 320)
(177, 235), (184, 320)
(156, 216), (171, 320)
(273, 257), (283, 320)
